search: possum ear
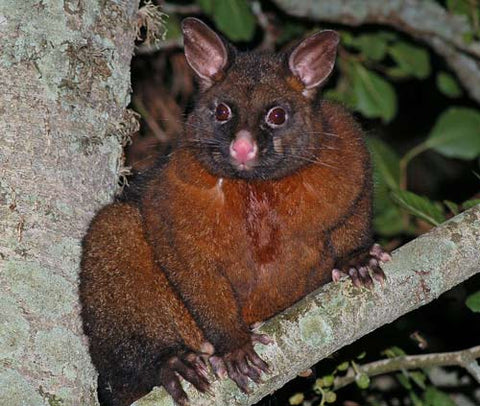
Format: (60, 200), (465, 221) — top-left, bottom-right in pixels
(182, 17), (229, 89)
(288, 30), (339, 93)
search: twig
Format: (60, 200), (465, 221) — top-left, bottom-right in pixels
(161, 2), (202, 15)
(251, 1), (277, 51)
(135, 37), (182, 54)
(333, 345), (480, 390)
(464, 360), (480, 383)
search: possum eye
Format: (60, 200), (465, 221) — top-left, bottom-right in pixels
(266, 107), (287, 127)
(215, 103), (232, 122)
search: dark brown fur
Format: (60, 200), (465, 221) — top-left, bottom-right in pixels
(80, 19), (374, 406)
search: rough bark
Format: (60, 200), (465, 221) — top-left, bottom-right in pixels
(271, 0), (480, 104)
(0, 0), (139, 404)
(134, 205), (480, 405)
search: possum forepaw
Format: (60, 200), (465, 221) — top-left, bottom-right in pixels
(332, 243), (391, 288)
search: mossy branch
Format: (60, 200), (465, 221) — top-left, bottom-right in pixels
(134, 206), (480, 405)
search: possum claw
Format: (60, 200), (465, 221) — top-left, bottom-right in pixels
(209, 333), (271, 392)
(159, 351), (212, 405)
(165, 352), (211, 394)
(332, 244), (391, 288)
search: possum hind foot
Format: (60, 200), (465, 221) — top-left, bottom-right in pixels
(209, 333), (272, 393)
(160, 351), (214, 405)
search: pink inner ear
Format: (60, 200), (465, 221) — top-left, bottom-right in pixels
(289, 30), (339, 90)
(203, 53), (226, 77)
(182, 18), (228, 84)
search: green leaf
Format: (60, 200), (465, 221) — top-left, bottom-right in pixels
(462, 198), (480, 210)
(373, 202), (405, 236)
(351, 33), (388, 61)
(355, 373), (370, 389)
(356, 351), (367, 360)
(336, 361), (350, 371)
(409, 371), (427, 390)
(321, 375), (334, 387)
(409, 391), (424, 406)
(424, 386), (456, 406)
(368, 137), (404, 235)
(377, 30), (398, 42)
(392, 190), (446, 226)
(340, 30), (355, 47)
(382, 346), (406, 358)
(288, 393), (304, 405)
(385, 66), (411, 79)
(196, 0), (214, 14)
(325, 391), (337, 403)
(425, 107), (480, 160)
(351, 62), (397, 122)
(396, 372), (412, 390)
(209, 0), (256, 41)
(436, 72), (463, 98)
(447, 0), (471, 14)
(446, 0), (480, 28)
(277, 20), (305, 45)
(367, 137), (401, 190)
(443, 200), (459, 215)
(389, 41), (431, 79)
(466, 290), (480, 312)
(324, 60), (357, 109)
(164, 15), (181, 40)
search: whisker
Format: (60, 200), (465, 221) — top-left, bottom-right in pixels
(299, 130), (340, 138)
(297, 144), (339, 152)
(275, 151), (339, 170)
(183, 138), (221, 145)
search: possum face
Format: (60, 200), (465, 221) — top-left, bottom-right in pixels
(181, 18), (339, 180)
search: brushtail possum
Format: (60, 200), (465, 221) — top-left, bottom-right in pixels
(80, 17), (390, 406)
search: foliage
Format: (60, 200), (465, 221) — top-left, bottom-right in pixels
(446, 0), (480, 40)
(436, 72), (463, 98)
(197, 0), (255, 41)
(466, 290), (480, 312)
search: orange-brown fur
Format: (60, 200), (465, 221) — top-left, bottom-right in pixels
(81, 104), (372, 405)
(139, 101), (371, 326)
(80, 20), (373, 406)
(81, 204), (207, 404)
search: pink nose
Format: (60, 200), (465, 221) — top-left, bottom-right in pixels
(230, 130), (257, 164)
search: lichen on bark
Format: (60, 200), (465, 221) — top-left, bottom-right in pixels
(0, 0), (140, 404)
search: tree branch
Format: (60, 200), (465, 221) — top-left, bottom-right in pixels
(271, 0), (480, 104)
(133, 205), (480, 405)
(333, 345), (480, 390)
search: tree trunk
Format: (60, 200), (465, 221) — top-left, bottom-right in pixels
(0, 1), (139, 404)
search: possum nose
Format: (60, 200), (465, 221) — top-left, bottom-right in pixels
(230, 130), (257, 165)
